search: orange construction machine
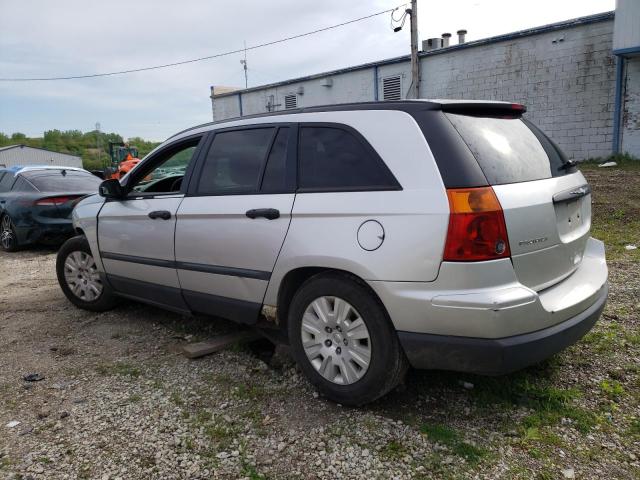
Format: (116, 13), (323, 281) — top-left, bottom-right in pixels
(105, 142), (141, 180)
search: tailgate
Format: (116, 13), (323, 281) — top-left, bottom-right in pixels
(445, 110), (591, 291)
(493, 173), (591, 290)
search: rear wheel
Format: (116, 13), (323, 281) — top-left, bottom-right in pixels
(288, 272), (408, 405)
(0, 214), (19, 252)
(56, 235), (118, 311)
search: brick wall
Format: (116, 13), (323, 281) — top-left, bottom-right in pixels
(421, 19), (616, 160)
(212, 17), (620, 160)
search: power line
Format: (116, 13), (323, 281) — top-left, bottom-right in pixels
(0, 7), (401, 82)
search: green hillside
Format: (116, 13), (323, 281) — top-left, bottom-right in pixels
(0, 130), (161, 170)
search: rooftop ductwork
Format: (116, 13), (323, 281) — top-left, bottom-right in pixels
(457, 29), (467, 44)
(441, 33), (452, 48)
(422, 37), (443, 51)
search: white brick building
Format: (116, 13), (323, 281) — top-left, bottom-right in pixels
(211, 8), (640, 161)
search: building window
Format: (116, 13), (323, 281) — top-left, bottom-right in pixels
(284, 94), (297, 109)
(382, 75), (402, 101)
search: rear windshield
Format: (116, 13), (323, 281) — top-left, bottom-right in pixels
(22, 170), (101, 192)
(445, 114), (575, 185)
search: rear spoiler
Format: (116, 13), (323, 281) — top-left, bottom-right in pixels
(439, 102), (527, 117)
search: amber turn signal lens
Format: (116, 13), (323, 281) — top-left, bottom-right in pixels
(443, 187), (511, 262)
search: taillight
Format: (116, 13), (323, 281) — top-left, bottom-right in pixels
(34, 196), (78, 206)
(443, 187), (511, 261)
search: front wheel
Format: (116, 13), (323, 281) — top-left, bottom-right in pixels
(56, 236), (118, 311)
(288, 272), (408, 406)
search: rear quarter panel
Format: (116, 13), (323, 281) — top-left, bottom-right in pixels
(264, 110), (449, 305)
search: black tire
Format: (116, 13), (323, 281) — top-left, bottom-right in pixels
(287, 272), (408, 406)
(56, 235), (118, 312)
(0, 214), (19, 252)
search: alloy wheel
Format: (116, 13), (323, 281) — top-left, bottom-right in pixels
(1, 215), (15, 250)
(63, 250), (103, 301)
(300, 296), (372, 385)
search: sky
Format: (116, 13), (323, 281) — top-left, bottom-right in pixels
(0, 0), (615, 141)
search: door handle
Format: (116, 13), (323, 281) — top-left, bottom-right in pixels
(148, 210), (171, 220)
(245, 208), (280, 220)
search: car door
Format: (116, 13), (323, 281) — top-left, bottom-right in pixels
(97, 135), (205, 312)
(175, 124), (296, 323)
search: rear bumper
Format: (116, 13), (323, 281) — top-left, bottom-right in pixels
(398, 281), (607, 375)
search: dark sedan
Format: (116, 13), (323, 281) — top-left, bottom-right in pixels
(0, 166), (101, 251)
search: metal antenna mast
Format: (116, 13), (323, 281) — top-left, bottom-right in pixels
(240, 40), (248, 88)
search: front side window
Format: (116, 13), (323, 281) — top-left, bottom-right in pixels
(298, 126), (399, 191)
(131, 138), (201, 194)
(196, 128), (275, 195)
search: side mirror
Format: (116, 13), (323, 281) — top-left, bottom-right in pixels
(99, 179), (125, 199)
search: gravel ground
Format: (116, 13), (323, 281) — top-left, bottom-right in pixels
(1, 166), (639, 479)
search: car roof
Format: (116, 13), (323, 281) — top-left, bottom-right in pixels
(168, 99), (524, 140)
(1, 166), (89, 176)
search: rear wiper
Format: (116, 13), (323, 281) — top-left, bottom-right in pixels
(558, 160), (578, 171)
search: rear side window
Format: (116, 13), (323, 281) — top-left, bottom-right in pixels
(0, 173), (16, 192)
(260, 127), (289, 193)
(24, 171), (101, 192)
(298, 126), (399, 191)
(445, 114), (574, 185)
(196, 128), (274, 195)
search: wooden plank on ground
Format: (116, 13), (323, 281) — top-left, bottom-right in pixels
(181, 330), (262, 359)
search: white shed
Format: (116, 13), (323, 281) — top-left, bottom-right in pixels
(0, 145), (82, 169)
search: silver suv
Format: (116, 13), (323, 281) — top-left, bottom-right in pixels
(56, 100), (608, 405)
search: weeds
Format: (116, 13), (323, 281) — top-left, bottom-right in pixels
(420, 424), (487, 464)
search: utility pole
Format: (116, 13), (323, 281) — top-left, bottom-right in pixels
(409, 0), (420, 99)
(95, 122), (102, 167)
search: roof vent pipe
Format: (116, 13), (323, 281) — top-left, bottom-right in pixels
(441, 33), (451, 48)
(457, 29), (467, 44)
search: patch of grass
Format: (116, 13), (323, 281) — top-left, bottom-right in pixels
(0, 456), (12, 469)
(204, 423), (237, 450)
(472, 375), (597, 433)
(380, 439), (408, 459)
(127, 393), (142, 403)
(590, 219), (640, 261)
(95, 362), (141, 378)
(579, 153), (640, 170)
(583, 322), (640, 352)
(420, 423), (487, 464)
(599, 380), (625, 401)
(233, 383), (267, 401)
(627, 417), (640, 439)
(240, 460), (267, 480)
(170, 391), (184, 406)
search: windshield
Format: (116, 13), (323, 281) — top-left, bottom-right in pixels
(445, 114), (576, 185)
(22, 170), (102, 192)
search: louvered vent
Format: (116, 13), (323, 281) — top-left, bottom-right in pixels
(284, 94), (297, 109)
(382, 76), (402, 100)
